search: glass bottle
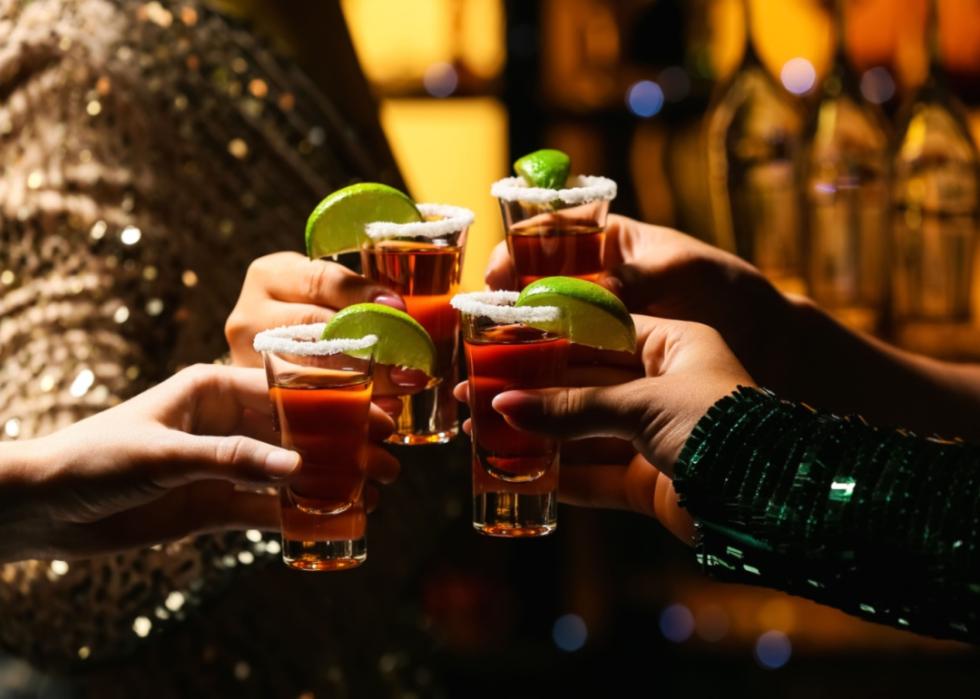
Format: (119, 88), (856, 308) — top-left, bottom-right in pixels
(890, 0), (980, 357)
(803, 0), (890, 334)
(706, 0), (804, 294)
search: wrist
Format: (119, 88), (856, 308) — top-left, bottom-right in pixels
(0, 438), (40, 495)
(737, 285), (811, 393)
(769, 297), (977, 437)
(0, 438), (51, 563)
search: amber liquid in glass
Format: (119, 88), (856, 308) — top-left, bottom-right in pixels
(506, 223), (605, 288)
(465, 324), (568, 536)
(271, 371), (371, 570)
(361, 239), (460, 444)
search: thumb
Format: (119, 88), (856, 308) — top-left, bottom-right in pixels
(491, 381), (649, 442)
(484, 239), (518, 291)
(151, 433), (300, 488)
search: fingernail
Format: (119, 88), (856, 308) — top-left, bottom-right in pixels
(602, 274), (623, 298)
(373, 396), (404, 419)
(373, 293), (406, 311)
(390, 366), (428, 389)
(491, 390), (537, 418)
(265, 450), (300, 477)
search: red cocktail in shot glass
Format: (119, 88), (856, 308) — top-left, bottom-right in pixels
(491, 176), (617, 289)
(452, 291), (569, 537)
(360, 204), (473, 445)
(254, 324), (377, 571)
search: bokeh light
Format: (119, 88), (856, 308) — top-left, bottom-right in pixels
(695, 605), (730, 642)
(626, 80), (665, 118)
(658, 66), (691, 102)
(860, 66), (896, 104)
(659, 603), (695, 643)
(754, 630), (792, 669)
(423, 62), (459, 98)
(552, 613), (588, 652)
(780, 57), (816, 95)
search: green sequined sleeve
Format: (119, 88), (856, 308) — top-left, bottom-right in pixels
(673, 386), (980, 642)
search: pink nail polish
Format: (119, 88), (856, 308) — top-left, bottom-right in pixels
(390, 366), (428, 389)
(602, 275), (624, 298)
(373, 293), (406, 311)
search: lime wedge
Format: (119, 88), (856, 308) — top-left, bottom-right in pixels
(514, 149), (571, 189)
(321, 303), (436, 375)
(516, 276), (635, 352)
(305, 183), (422, 259)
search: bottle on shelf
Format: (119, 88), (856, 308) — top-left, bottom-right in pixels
(890, 0), (980, 359)
(802, 0), (890, 334)
(706, 0), (805, 294)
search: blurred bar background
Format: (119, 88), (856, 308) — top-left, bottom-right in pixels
(340, 1), (980, 695)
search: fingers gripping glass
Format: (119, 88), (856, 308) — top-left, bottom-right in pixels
(491, 176), (616, 289)
(360, 204), (473, 445)
(453, 292), (569, 537)
(254, 324), (376, 571)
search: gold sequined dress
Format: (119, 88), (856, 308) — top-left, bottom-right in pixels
(0, 1), (462, 695)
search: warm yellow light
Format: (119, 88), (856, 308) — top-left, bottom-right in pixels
(380, 98), (508, 291)
(341, 0), (504, 86)
(711, 0), (832, 81)
(709, 0), (745, 79)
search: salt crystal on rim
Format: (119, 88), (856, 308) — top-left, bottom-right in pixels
(490, 175), (617, 205)
(365, 203), (474, 240)
(253, 323), (378, 356)
(450, 291), (560, 324)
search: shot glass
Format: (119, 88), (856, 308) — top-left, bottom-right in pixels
(360, 204), (474, 445)
(253, 324), (377, 571)
(491, 175), (617, 289)
(452, 291), (569, 537)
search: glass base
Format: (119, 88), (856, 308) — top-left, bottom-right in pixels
(388, 382), (458, 446)
(281, 536), (366, 571)
(387, 426), (458, 446)
(472, 491), (556, 538)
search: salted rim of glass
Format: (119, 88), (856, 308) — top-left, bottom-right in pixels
(364, 203), (475, 240)
(450, 291), (560, 324)
(490, 175), (617, 205)
(253, 323), (378, 356)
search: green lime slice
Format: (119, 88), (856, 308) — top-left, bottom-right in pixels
(321, 303), (436, 375)
(305, 183), (422, 259)
(513, 149), (571, 189)
(516, 276), (635, 352)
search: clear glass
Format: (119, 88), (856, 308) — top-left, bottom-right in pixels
(706, 0), (805, 294)
(360, 223), (466, 445)
(460, 302), (569, 537)
(890, 0), (980, 357)
(803, 0), (890, 334)
(497, 198), (610, 289)
(262, 338), (375, 571)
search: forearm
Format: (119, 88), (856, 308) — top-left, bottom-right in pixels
(768, 296), (980, 441)
(0, 440), (46, 564)
(674, 387), (980, 642)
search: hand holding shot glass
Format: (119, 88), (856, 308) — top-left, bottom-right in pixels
(254, 304), (436, 571)
(492, 149), (617, 289)
(306, 184), (473, 445)
(453, 276), (636, 538)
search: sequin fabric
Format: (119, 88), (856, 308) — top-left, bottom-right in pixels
(674, 386), (980, 643)
(0, 1), (459, 694)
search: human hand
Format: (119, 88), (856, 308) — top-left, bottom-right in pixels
(455, 317), (753, 543)
(485, 215), (797, 392)
(0, 365), (398, 562)
(226, 252), (406, 365)
(489, 214), (980, 440)
(225, 252), (428, 406)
